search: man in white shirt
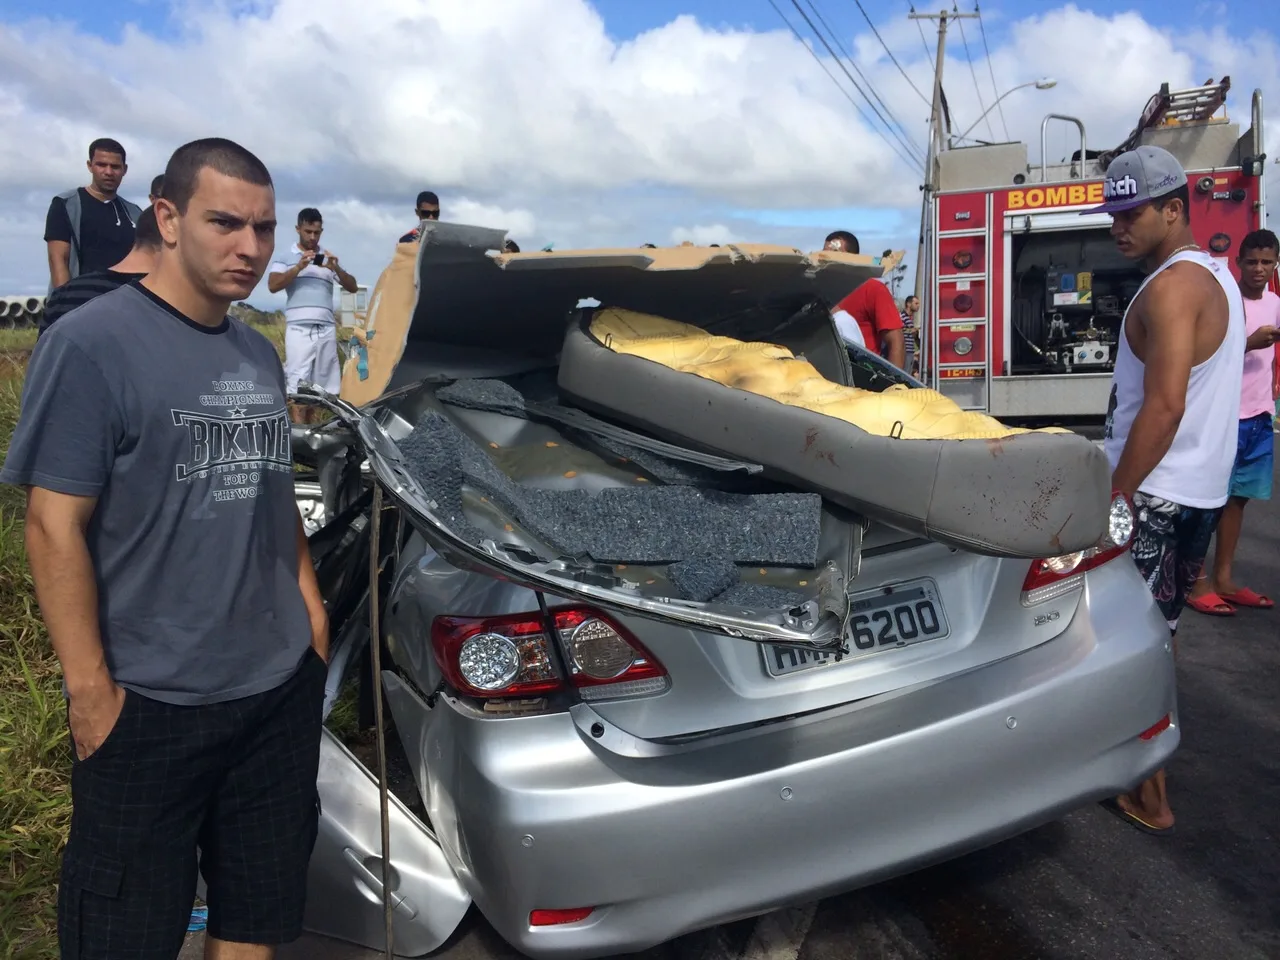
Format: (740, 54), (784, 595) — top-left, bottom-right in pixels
(268, 207), (358, 422)
(1092, 145), (1244, 836)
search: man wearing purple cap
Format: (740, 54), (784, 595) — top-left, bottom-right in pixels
(1093, 144), (1245, 836)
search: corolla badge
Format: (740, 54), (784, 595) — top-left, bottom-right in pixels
(1033, 610), (1061, 627)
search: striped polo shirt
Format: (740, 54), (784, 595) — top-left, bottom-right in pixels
(267, 243), (337, 326)
(39, 270), (147, 339)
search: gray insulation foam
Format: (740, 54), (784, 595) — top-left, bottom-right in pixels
(668, 559), (740, 602)
(435, 378), (527, 417)
(715, 584), (808, 610)
(398, 412), (821, 567)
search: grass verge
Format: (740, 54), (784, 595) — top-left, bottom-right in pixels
(0, 321), (356, 958)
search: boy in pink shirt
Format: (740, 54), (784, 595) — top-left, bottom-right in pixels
(1188, 229), (1279, 614)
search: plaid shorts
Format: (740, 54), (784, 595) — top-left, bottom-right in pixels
(1129, 492), (1223, 634)
(58, 648), (327, 959)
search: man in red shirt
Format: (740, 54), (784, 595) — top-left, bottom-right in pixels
(824, 231), (906, 369)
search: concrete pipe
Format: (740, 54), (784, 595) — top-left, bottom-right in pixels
(20, 296), (44, 328)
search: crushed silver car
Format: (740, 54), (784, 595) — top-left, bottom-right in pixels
(289, 225), (1178, 959)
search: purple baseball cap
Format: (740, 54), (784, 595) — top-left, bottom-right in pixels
(1083, 145), (1188, 215)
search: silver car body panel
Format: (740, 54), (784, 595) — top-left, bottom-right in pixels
(291, 233), (1177, 958)
(377, 558), (1176, 958)
(304, 730), (471, 956)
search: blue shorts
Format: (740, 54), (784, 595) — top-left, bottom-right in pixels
(1229, 413), (1273, 501)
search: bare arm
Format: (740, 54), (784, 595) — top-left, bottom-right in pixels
(267, 262), (304, 294)
(1245, 324), (1278, 352)
(296, 511), (330, 661)
(325, 254), (359, 294)
(881, 328), (906, 370)
(1110, 274), (1199, 498)
(24, 486), (124, 759)
(47, 241), (71, 290)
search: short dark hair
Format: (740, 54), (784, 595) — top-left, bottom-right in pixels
(1239, 229), (1279, 258)
(297, 207), (323, 226)
(133, 206), (161, 250)
(161, 138), (273, 214)
(416, 191), (439, 207)
(905, 294), (920, 305)
(825, 230), (860, 253)
(150, 174), (164, 197)
(89, 138), (127, 163)
(1153, 184), (1191, 225)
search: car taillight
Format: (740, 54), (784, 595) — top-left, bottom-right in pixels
(552, 608), (669, 701)
(431, 607), (668, 701)
(1021, 491), (1135, 604)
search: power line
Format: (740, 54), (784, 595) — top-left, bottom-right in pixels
(847, 0), (931, 106)
(766, 0), (924, 171)
(913, 10), (934, 62)
(799, 0), (925, 158)
(974, 4), (1009, 141)
(952, 2), (993, 141)
(782, 0), (927, 168)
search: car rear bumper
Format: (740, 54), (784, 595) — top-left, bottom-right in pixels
(416, 569), (1176, 959)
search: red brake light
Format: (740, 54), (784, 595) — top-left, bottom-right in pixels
(1022, 491), (1135, 600)
(431, 607), (667, 700)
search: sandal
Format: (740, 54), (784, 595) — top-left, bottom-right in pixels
(1217, 588), (1274, 609)
(1186, 593), (1236, 616)
(1100, 797), (1175, 836)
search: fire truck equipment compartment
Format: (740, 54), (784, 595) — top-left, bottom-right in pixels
(558, 309), (1111, 558)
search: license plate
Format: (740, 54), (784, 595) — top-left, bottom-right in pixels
(762, 578), (950, 677)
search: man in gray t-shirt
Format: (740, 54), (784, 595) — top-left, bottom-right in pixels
(2, 137), (330, 957)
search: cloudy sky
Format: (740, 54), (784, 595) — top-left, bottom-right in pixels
(2, 0), (1277, 307)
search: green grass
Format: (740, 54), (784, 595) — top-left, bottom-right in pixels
(0, 321), (355, 958)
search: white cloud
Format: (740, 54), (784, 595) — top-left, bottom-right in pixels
(0, 1), (1276, 301)
(670, 223), (739, 246)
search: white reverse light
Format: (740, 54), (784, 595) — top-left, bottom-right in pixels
(457, 633), (521, 690)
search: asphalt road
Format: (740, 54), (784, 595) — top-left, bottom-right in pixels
(183, 459), (1280, 960)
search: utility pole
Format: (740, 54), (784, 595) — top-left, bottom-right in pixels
(908, 7), (978, 378)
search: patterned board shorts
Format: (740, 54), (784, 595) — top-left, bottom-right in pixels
(1129, 492), (1223, 634)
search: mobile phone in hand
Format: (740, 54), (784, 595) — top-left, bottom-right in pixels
(312, 252), (326, 268)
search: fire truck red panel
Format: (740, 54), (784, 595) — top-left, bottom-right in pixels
(937, 278), (986, 320)
(938, 235), (986, 277)
(1185, 170), (1256, 283)
(937, 193), (986, 231)
(937, 324), (985, 366)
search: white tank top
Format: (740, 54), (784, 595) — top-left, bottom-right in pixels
(1102, 249), (1245, 509)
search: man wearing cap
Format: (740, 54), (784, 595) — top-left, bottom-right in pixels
(1095, 145), (1245, 836)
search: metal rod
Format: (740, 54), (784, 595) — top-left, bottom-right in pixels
(368, 481), (395, 959)
(912, 9), (953, 377)
(1039, 114), (1087, 181)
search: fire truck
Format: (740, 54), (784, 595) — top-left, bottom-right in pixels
(921, 78), (1270, 422)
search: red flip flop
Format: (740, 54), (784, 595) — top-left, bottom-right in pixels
(1218, 588), (1274, 609)
(1186, 593), (1236, 616)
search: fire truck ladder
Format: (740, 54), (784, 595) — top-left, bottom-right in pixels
(1104, 78), (1231, 163)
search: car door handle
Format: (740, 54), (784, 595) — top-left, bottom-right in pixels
(342, 848), (418, 920)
